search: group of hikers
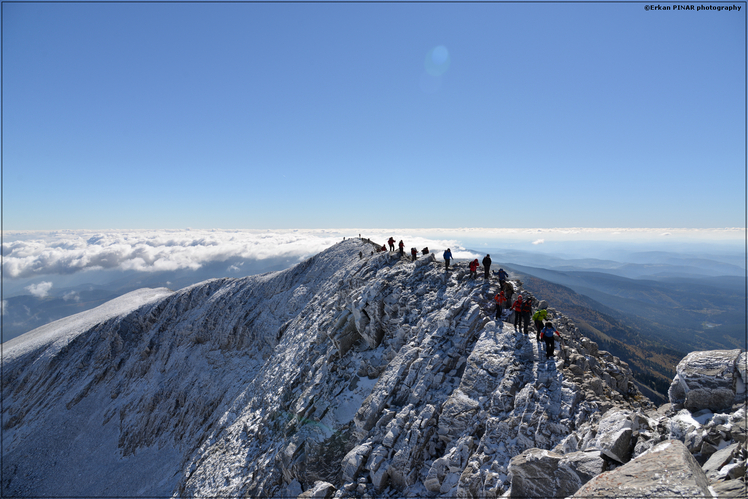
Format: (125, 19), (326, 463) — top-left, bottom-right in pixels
(496, 289), (561, 359)
(370, 236), (563, 360)
(377, 237), (431, 261)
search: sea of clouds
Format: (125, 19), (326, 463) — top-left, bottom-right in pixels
(3, 227), (742, 299)
(4, 227), (742, 279)
(2, 229), (485, 282)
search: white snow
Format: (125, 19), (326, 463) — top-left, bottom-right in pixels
(3, 287), (173, 362)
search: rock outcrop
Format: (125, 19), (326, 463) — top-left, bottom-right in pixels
(573, 440), (712, 498)
(668, 349), (745, 412)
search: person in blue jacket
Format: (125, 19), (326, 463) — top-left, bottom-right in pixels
(541, 322), (560, 358)
(443, 248), (453, 270)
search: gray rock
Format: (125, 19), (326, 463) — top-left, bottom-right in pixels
(588, 409), (634, 463)
(559, 450), (606, 483)
(298, 480), (336, 499)
(424, 456), (449, 493)
(737, 352), (747, 387)
(710, 478), (748, 498)
(702, 442), (740, 479)
(341, 443), (372, 482)
(508, 448), (586, 498)
(669, 350), (743, 412)
(572, 440), (712, 498)
(438, 390), (480, 445)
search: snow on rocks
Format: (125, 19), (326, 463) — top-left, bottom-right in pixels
(3, 239), (745, 498)
(668, 349), (744, 412)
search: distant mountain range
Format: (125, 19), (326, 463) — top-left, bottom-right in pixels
(499, 261), (745, 403)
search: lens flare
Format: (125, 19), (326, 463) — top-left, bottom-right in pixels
(425, 45), (450, 76)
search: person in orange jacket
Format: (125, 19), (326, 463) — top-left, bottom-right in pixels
(512, 295), (524, 331)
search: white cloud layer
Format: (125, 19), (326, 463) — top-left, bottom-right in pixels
(2, 228), (742, 280)
(2, 229), (473, 279)
(26, 281), (53, 298)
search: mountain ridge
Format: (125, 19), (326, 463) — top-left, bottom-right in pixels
(3, 239), (745, 497)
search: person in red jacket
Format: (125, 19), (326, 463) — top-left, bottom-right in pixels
(494, 290), (507, 320)
(398, 240), (405, 256)
(512, 295), (524, 331)
(388, 237), (396, 252)
(469, 259), (479, 278)
(520, 296), (533, 335)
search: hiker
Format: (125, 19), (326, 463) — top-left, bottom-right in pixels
(443, 248), (453, 270)
(532, 307), (548, 341)
(504, 281), (514, 307)
(469, 259), (479, 278)
(411, 248), (418, 261)
(512, 295), (524, 331)
(359, 251), (363, 260)
(388, 237), (396, 251)
(541, 321), (560, 358)
(379, 244), (386, 252)
(497, 268), (509, 286)
(398, 240), (405, 256)
(482, 254), (492, 279)
(422, 247), (429, 255)
(521, 296), (533, 335)
(494, 289), (507, 320)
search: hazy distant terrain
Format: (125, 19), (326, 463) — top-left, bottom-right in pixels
(2, 256), (300, 342)
(492, 250), (745, 402)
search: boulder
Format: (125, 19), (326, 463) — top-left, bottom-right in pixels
(572, 440), (712, 498)
(710, 478), (748, 498)
(559, 450), (606, 483)
(298, 480), (336, 499)
(587, 409), (634, 463)
(702, 442), (740, 479)
(508, 448), (587, 498)
(668, 350), (743, 412)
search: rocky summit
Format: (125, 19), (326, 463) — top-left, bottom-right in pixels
(2, 239), (746, 497)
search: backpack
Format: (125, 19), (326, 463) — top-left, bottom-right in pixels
(543, 327), (555, 338)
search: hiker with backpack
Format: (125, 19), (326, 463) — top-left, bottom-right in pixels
(443, 248), (453, 270)
(469, 259), (479, 278)
(541, 322), (561, 358)
(497, 268), (509, 286)
(494, 289), (507, 320)
(482, 254), (492, 279)
(512, 295), (524, 331)
(521, 296), (533, 335)
(503, 281), (514, 307)
(388, 237), (396, 252)
(411, 248), (418, 261)
(532, 307), (548, 341)
(398, 240), (405, 256)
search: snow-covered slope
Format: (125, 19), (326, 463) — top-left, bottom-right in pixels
(2, 239), (744, 498)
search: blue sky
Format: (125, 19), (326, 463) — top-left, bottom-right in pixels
(2, 2), (745, 230)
